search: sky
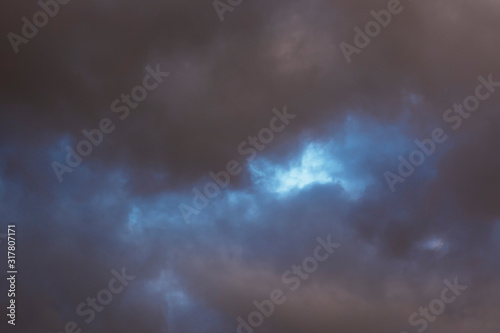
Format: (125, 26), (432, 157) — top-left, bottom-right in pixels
(1, 0), (500, 332)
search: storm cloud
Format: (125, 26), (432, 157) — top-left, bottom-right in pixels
(1, 0), (500, 332)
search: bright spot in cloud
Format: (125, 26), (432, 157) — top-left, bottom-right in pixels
(272, 143), (338, 192)
(127, 206), (142, 232)
(421, 237), (448, 253)
(250, 142), (367, 198)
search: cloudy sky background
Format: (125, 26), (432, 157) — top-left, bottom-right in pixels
(1, 0), (500, 332)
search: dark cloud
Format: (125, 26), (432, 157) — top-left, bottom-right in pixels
(1, 0), (500, 332)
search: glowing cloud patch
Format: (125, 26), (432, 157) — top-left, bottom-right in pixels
(421, 237), (449, 253)
(272, 143), (338, 193)
(250, 142), (366, 197)
(127, 206), (142, 232)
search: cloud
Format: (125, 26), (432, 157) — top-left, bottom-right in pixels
(1, 0), (500, 332)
